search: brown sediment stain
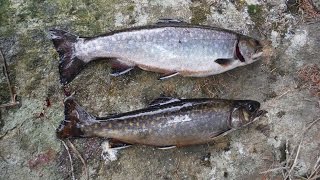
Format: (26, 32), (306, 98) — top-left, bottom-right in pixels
(298, 64), (320, 98)
(211, 136), (230, 151)
(298, 0), (320, 21)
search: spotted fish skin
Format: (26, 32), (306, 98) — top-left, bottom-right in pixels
(49, 20), (263, 85)
(57, 97), (265, 147)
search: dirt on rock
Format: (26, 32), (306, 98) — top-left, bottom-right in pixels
(0, 0), (319, 179)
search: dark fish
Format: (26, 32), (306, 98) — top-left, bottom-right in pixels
(49, 19), (263, 85)
(57, 96), (266, 147)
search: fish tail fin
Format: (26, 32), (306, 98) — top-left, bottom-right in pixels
(56, 97), (96, 139)
(49, 29), (87, 85)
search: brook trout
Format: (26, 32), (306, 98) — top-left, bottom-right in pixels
(49, 19), (263, 85)
(57, 96), (265, 147)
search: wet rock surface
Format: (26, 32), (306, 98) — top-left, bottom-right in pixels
(0, 0), (319, 179)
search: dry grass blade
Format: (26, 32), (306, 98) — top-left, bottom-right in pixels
(307, 156), (320, 180)
(284, 118), (320, 179)
(260, 118), (320, 178)
(60, 140), (75, 180)
(285, 140), (303, 179)
(0, 49), (19, 108)
(299, 0), (320, 21)
(66, 139), (89, 180)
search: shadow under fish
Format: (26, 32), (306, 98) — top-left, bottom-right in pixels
(57, 96), (266, 148)
(49, 19), (263, 85)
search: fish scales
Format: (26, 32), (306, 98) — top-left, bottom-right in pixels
(49, 21), (263, 84)
(57, 97), (265, 147)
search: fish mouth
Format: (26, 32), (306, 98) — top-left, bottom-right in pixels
(252, 51), (263, 60)
(250, 109), (267, 121)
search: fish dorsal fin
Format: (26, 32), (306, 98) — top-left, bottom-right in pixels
(214, 58), (234, 66)
(155, 18), (187, 25)
(149, 96), (181, 106)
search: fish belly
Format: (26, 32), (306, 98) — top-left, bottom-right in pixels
(75, 27), (238, 76)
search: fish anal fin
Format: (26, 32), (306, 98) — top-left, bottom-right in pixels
(159, 72), (179, 80)
(156, 18), (187, 24)
(110, 60), (134, 76)
(214, 58), (234, 66)
(149, 96), (181, 106)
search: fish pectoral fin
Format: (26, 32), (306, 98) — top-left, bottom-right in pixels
(149, 96), (181, 106)
(157, 145), (176, 150)
(214, 58), (234, 66)
(110, 60), (134, 76)
(156, 18), (187, 24)
(159, 72), (179, 80)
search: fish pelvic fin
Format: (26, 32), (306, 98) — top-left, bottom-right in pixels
(49, 29), (86, 85)
(56, 96), (96, 139)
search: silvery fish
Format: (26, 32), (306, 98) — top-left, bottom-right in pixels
(49, 19), (263, 85)
(57, 96), (265, 147)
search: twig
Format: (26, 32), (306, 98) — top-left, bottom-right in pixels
(304, 118), (320, 134)
(308, 156), (320, 179)
(0, 49), (19, 108)
(66, 139), (89, 180)
(60, 140), (75, 180)
(308, 174), (320, 180)
(285, 118), (320, 179)
(260, 118), (320, 178)
(277, 89), (292, 99)
(285, 140), (303, 180)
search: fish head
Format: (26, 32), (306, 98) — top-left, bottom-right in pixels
(238, 38), (263, 64)
(230, 100), (265, 128)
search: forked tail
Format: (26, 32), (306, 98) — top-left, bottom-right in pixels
(56, 97), (97, 139)
(49, 29), (87, 85)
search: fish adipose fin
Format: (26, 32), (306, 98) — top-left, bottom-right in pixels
(214, 58), (234, 66)
(110, 60), (134, 76)
(49, 29), (86, 85)
(56, 97), (97, 139)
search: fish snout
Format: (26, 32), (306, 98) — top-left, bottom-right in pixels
(230, 100), (263, 128)
(239, 38), (263, 63)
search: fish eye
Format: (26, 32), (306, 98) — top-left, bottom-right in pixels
(246, 101), (261, 113)
(247, 104), (253, 112)
(246, 103), (256, 112)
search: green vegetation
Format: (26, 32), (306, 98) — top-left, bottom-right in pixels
(190, 3), (210, 24)
(247, 4), (264, 28)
